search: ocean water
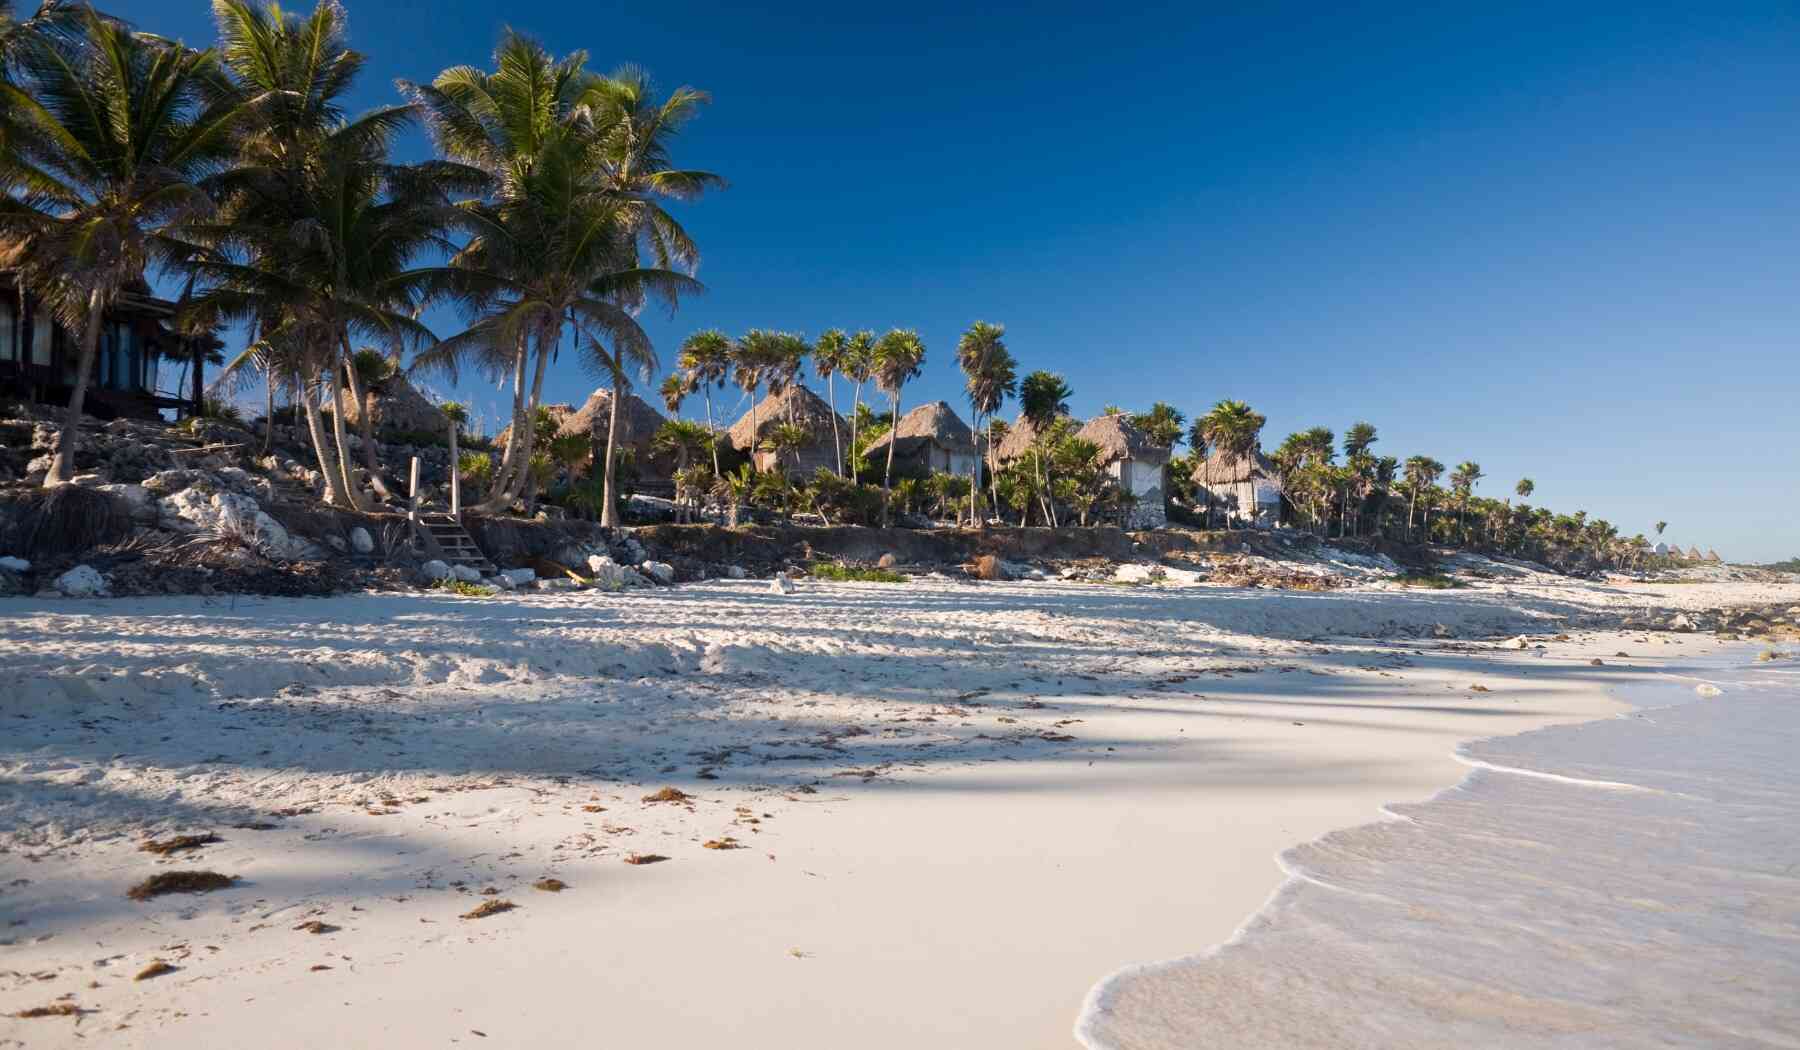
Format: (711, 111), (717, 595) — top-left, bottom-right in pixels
(1077, 653), (1800, 1049)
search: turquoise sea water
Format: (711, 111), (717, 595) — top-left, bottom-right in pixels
(1078, 650), (1800, 1049)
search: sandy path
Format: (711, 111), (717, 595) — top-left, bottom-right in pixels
(3, 575), (1796, 1047)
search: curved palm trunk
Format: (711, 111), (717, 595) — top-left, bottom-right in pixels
(324, 339), (370, 511)
(338, 332), (394, 502)
(703, 386), (720, 475)
(262, 370), (276, 456)
(299, 366), (345, 507)
(826, 373), (843, 477)
(495, 327), (555, 510)
(600, 371), (624, 528)
(480, 333), (532, 512)
(44, 291), (106, 486)
(849, 381), (863, 480)
(880, 390), (904, 527)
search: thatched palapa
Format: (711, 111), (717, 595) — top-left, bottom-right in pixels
(1191, 446), (1282, 528)
(865, 401), (981, 478)
(726, 384), (845, 475)
(344, 371), (450, 439)
(1076, 414), (1170, 528)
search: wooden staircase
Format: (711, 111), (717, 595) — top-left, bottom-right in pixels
(416, 512), (496, 575)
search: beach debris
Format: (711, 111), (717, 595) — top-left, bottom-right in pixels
(769, 572), (796, 595)
(11, 1002), (84, 1019)
(703, 837), (744, 850)
(1695, 684), (1723, 697)
(581, 804), (606, 813)
(1469, 684), (1491, 692)
(877, 553), (898, 569)
(972, 554), (1007, 580)
(460, 899), (517, 920)
(532, 878), (568, 892)
(139, 832), (222, 855)
(1589, 658), (1605, 666)
(293, 920), (339, 934)
(623, 853), (669, 866)
(309, 964), (332, 972)
(134, 960), (177, 981)
(788, 948), (812, 959)
(126, 871), (235, 901)
(642, 787), (692, 804)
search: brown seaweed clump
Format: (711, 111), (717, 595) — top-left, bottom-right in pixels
(532, 878), (568, 892)
(12, 1002), (84, 1019)
(622, 853), (669, 866)
(460, 899), (517, 920)
(139, 833), (222, 855)
(134, 961), (177, 981)
(641, 787), (691, 804)
(126, 871), (235, 901)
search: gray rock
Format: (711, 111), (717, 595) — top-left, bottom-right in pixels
(770, 572), (796, 595)
(640, 561), (675, 584)
(326, 535), (348, 553)
(0, 555), (30, 572)
(451, 564), (482, 583)
(348, 526), (375, 555)
(98, 483), (157, 523)
(500, 567), (536, 586)
(877, 553), (898, 569)
(492, 574), (516, 591)
(55, 564), (108, 597)
(420, 559), (453, 582)
(1115, 563), (1162, 584)
(1432, 623), (1456, 639)
(536, 578), (577, 591)
(725, 565), (747, 580)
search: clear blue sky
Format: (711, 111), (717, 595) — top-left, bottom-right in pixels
(114, 1), (1800, 560)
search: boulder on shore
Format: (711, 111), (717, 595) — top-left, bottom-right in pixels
(55, 564), (108, 598)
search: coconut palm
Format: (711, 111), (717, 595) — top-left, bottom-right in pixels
(0, 8), (240, 486)
(1516, 478), (1534, 500)
(653, 417), (712, 473)
(402, 32), (705, 513)
(1341, 422), (1377, 536)
(842, 329), (875, 476)
(1197, 399), (1266, 528)
(676, 329), (731, 474)
(955, 320), (1016, 527)
(871, 328), (925, 526)
(581, 64), (722, 271)
(658, 371), (690, 415)
(729, 329), (795, 464)
(813, 328), (851, 475)
(1403, 455), (1445, 541)
(760, 420), (809, 476)
(1450, 460), (1483, 544)
(1654, 520), (1666, 537)
(1017, 370), (1072, 526)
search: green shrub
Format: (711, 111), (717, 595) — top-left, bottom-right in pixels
(809, 561), (907, 583)
(1394, 572), (1463, 589)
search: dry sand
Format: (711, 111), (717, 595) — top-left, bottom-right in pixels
(2, 570), (1796, 1047)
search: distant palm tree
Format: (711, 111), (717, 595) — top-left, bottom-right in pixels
(813, 328), (851, 476)
(676, 329), (731, 474)
(1450, 460), (1483, 544)
(1403, 455), (1445, 542)
(1515, 477), (1534, 500)
(760, 421), (810, 476)
(653, 417), (713, 475)
(843, 329), (876, 476)
(1197, 399), (1266, 528)
(1654, 519), (1666, 537)
(3, 8), (240, 486)
(872, 329), (926, 526)
(1019, 370), (1072, 526)
(955, 321), (1016, 527)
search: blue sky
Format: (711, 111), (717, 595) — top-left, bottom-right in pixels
(115, 1), (1800, 560)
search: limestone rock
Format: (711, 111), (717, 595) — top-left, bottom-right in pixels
(500, 568), (536, 587)
(770, 572), (796, 595)
(55, 564), (108, 598)
(725, 565), (747, 580)
(877, 553), (898, 569)
(0, 555), (32, 572)
(640, 561), (675, 585)
(1115, 563), (1162, 584)
(348, 526), (375, 555)
(420, 559), (453, 583)
(452, 564), (482, 583)
(98, 483), (157, 523)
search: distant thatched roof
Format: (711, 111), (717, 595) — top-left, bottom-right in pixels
(726, 384), (843, 451)
(866, 401), (976, 456)
(995, 412), (1071, 462)
(1191, 446), (1277, 487)
(561, 389), (668, 461)
(492, 402), (575, 450)
(342, 371), (449, 437)
(1686, 545), (1704, 560)
(1077, 414), (1168, 465)
(1706, 549), (1722, 562)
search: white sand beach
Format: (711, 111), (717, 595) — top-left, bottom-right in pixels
(3, 572), (1798, 1048)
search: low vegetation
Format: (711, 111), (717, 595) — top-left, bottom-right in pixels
(433, 579), (497, 597)
(1394, 573), (1465, 589)
(809, 561), (907, 583)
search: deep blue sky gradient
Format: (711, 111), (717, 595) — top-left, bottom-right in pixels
(111, 1), (1800, 559)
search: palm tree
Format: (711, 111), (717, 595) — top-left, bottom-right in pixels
(1450, 460), (1483, 544)
(843, 329), (875, 476)
(813, 328), (850, 475)
(1402, 455), (1445, 542)
(582, 64), (722, 271)
(676, 329), (731, 474)
(1654, 519), (1667, 537)
(1, 8), (240, 486)
(1197, 399), (1266, 528)
(586, 327), (663, 527)
(760, 420), (809, 476)
(653, 417), (712, 474)
(403, 32), (704, 513)
(955, 321), (1016, 527)
(730, 329), (780, 462)
(871, 328), (925, 526)
(1516, 478), (1534, 500)
(1018, 370), (1072, 526)
(658, 371), (690, 415)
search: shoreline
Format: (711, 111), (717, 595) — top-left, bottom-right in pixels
(1075, 642), (1797, 1048)
(2, 577), (1796, 1047)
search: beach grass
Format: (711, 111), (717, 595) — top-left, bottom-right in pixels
(809, 562), (907, 583)
(1394, 573), (1465, 589)
(434, 579), (498, 597)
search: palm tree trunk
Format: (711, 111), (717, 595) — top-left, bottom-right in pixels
(600, 366), (624, 528)
(703, 386), (720, 475)
(481, 333), (531, 510)
(827, 373), (843, 477)
(299, 365), (345, 507)
(262, 370), (275, 457)
(339, 332), (394, 501)
(43, 290), (106, 487)
(324, 338), (370, 511)
(492, 326), (555, 509)
(881, 392), (903, 527)
(849, 381), (862, 479)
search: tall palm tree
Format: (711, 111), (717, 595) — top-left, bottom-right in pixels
(871, 328), (925, 526)
(843, 329), (875, 477)
(955, 320), (1016, 527)
(1019, 370), (1072, 526)
(403, 32), (705, 513)
(761, 420), (809, 476)
(583, 64), (722, 271)
(1402, 455), (1445, 542)
(676, 328), (730, 474)
(1198, 399), (1266, 528)
(1341, 422), (1377, 537)
(813, 328), (850, 476)
(1450, 460), (1483, 544)
(1516, 478), (1534, 501)
(730, 329), (781, 464)
(1, 8), (240, 486)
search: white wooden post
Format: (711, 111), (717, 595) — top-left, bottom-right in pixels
(448, 416), (461, 520)
(408, 456), (420, 522)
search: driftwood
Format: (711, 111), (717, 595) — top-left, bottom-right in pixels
(167, 442), (247, 455)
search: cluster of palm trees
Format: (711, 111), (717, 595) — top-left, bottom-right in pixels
(0, 0), (714, 530)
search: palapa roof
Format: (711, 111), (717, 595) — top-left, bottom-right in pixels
(1686, 545), (1704, 560)
(561, 388), (669, 463)
(866, 401), (977, 457)
(726, 384), (844, 451)
(342, 371), (449, 436)
(994, 412), (1068, 462)
(1191, 446), (1278, 487)
(1077, 414), (1169, 465)
(491, 402), (574, 450)
(1706, 549), (1722, 562)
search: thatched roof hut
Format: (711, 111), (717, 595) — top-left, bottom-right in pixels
(561, 388), (670, 473)
(1706, 549), (1722, 562)
(1191, 446), (1281, 528)
(865, 401), (981, 480)
(342, 371), (449, 438)
(724, 384), (845, 475)
(994, 412), (1067, 463)
(1077, 414), (1167, 466)
(1686, 545), (1704, 560)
